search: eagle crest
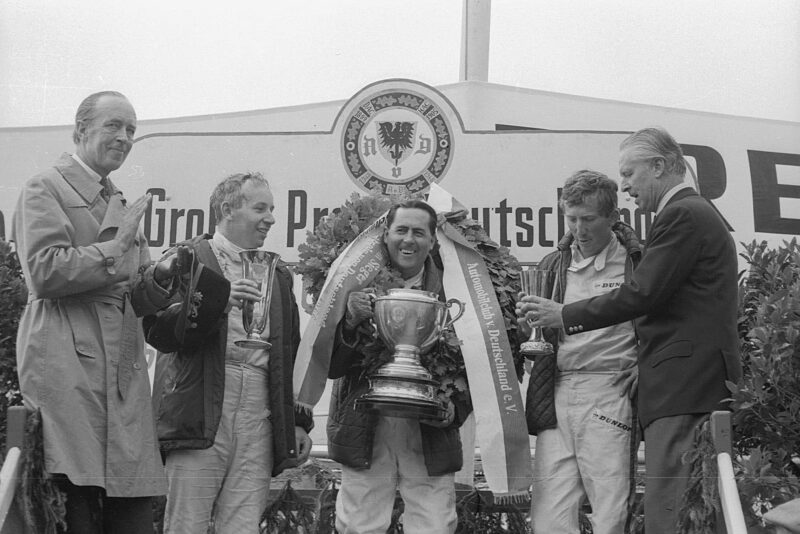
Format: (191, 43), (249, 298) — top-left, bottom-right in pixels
(377, 121), (416, 166)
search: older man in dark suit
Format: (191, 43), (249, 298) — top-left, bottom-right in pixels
(518, 126), (742, 533)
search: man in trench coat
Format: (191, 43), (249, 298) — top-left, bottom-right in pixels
(13, 91), (176, 533)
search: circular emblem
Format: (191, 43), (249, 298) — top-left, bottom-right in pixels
(390, 306), (407, 325)
(341, 90), (453, 194)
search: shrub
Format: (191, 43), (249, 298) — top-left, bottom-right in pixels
(729, 238), (800, 526)
(0, 238), (26, 451)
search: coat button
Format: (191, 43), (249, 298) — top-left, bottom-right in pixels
(133, 363), (141, 370)
(104, 257), (115, 267)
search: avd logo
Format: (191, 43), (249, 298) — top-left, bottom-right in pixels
(341, 89), (453, 194)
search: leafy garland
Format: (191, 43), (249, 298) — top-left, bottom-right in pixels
(296, 192), (525, 403)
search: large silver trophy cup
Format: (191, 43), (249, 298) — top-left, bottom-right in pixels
(235, 250), (280, 349)
(356, 288), (464, 420)
(520, 269), (556, 358)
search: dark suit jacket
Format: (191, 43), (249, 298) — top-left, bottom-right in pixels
(562, 188), (742, 428)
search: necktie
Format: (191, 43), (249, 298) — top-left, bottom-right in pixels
(99, 177), (112, 202)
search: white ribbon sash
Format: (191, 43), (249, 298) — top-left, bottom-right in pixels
(293, 214), (388, 411)
(429, 184), (532, 495)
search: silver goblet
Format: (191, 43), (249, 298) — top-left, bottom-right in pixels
(520, 269), (555, 359)
(235, 250), (280, 349)
(356, 288), (465, 421)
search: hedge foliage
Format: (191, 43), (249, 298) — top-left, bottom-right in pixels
(730, 238), (800, 527)
(0, 238), (26, 451)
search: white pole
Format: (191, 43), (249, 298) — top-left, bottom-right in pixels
(460, 0), (492, 82)
(717, 452), (747, 534)
(0, 447), (21, 530)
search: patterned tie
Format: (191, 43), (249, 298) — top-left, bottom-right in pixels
(99, 177), (112, 202)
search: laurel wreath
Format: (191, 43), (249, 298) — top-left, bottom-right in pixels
(295, 192), (524, 401)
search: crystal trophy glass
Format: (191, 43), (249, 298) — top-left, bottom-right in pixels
(519, 269), (556, 358)
(235, 250), (280, 349)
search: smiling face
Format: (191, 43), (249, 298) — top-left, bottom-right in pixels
(75, 95), (136, 177)
(619, 147), (664, 213)
(564, 194), (617, 258)
(220, 180), (275, 249)
(383, 207), (436, 279)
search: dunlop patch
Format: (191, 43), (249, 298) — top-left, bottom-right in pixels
(591, 409), (632, 432)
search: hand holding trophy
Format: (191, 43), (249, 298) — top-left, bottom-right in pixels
(356, 288), (465, 421)
(519, 269), (556, 359)
(235, 250), (280, 349)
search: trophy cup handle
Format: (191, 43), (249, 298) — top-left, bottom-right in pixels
(443, 298), (465, 330)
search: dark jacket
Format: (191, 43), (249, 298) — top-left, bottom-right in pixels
(146, 235), (313, 476)
(525, 222), (642, 433)
(562, 190), (742, 428)
(326, 257), (471, 476)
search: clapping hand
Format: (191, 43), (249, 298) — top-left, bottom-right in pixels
(115, 193), (152, 253)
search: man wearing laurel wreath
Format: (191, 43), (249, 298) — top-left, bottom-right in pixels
(146, 172), (313, 533)
(327, 199), (471, 534)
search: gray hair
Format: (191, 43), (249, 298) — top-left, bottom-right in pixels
(559, 169), (618, 217)
(620, 126), (687, 177)
(73, 91), (129, 144)
(210, 172), (270, 219)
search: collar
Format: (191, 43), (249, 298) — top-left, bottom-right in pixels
(53, 153), (103, 203)
(568, 235), (619, 273)
(403, 267), (425, 289)
(212, 231), (246, 262)
(656, 183), (695, 215)
(71, 154), (105, 182)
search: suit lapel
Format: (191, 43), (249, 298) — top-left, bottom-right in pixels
(55, 154), (104, 204)
(53, 154), (131, 240)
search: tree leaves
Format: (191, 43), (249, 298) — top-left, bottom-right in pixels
(731, 238), (800, 525)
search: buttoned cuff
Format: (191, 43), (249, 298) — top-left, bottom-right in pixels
(93, 241), (124, 276)
(565, 323), (585, 334)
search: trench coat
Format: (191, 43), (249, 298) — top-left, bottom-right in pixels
(13, 153), (171, 497)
